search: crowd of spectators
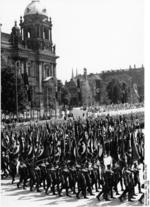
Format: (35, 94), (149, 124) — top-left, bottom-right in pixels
(87, 102), (144, 114)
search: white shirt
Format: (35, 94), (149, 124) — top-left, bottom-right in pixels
(104, 155), (113, 168)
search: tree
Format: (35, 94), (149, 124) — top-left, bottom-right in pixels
(100, 82), (110, 105)
(138, 85), (144, 102)
(106, 78), (122, 104)
(121, 81), (128, 103)
(61, 86), (70, 106)
(70, 96), (78, 107)
(1, 66), (28, 114)
(57, 79), (63, 105)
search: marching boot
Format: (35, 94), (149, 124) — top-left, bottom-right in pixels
(96, 195), (101, 201)
(76, 190), (80, 199)
(66, 188), (71, 197)
(138, 193), (144, 204)
(76, 194), (80, 199)
(128, 199), (134, 202)
(90, 193), (95, 196)
(119, 196), (123, 202)
(105, 198), (110, 201)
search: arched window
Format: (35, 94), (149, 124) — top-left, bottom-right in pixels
(43, 28), (49, 39)
(45, 65), (50, 77)
(50, 64), (53, 76)
(27, 31), (31, 38)
(22, 30), (24, 40)
(43, 30), (45, 39)
(27, 61), (31, 76)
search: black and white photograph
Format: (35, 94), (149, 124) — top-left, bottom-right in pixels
(0, 0), (149, 206)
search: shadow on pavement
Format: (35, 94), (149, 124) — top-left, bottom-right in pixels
(1, 179), (144, 207)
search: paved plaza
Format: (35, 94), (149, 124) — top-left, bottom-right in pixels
(1, 178), (144, 207)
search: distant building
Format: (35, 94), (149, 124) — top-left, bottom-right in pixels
(66, 65), (144, 106)
(101, 65), (144, 103)
(77, 68), (101, 106)
(66, 68), (102, 107)
(1, 0), (59, 116)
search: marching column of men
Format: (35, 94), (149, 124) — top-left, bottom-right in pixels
(1, 114), (145, 204)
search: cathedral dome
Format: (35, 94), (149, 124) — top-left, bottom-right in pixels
(24, 0), (48, 17)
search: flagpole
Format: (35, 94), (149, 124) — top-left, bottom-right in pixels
(0, 23), (2, 137)
(0, 23), (2, 120)
(55, 77), (58, 119)
(15, 61), (19, 121)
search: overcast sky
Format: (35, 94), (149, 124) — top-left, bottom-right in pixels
(0, 0), (144, 82)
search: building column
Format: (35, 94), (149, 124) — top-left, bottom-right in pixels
(42, 26), (44, 39)
(49, 28), (52, 43)
(53, 63), (56, 77)
(24, 59), (27, 74)
(49, 29), (50, 41)
(50, 63), (53, 76)
(21, 61), (24, 74)
(38, 62), (44, 117)
(22, 29), (24, 41)
(39, 62), (42, 92)
(40, 25), (42, 38)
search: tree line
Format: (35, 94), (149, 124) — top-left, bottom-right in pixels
(1, 66), (144, 115)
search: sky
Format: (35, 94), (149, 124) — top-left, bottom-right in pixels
(0, 0), (144, 83)
(1, 0), (150, 180)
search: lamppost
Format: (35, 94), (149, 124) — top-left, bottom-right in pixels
(43, 76), (58, 119)
(130, 77), (132, 104)
(55, 77), (58, 118)
(0, 23), (2, 117)
(46, 86), (49, 119)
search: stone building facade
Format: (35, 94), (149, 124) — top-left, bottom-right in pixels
(1, 0), (58, 116)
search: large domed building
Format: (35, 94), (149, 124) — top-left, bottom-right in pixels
(24, 0), (48, 16)
(1, 0), (59, 117)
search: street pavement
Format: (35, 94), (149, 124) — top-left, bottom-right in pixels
(0, 178), (144, 207)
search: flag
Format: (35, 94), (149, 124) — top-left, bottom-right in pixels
(55, 140), (62, 161)
(87, 138), (93, 160)
(126, 133), (132, 164)
(70, 139), (76, 162)
(131, 133), (140, 161)
(110, 135), (118, 161)
(77, 135), (87, 163)
(22, 72), (29, 85)
(98, 143), (103, 158)
(133, 83), (140, 99)
(21, 72), (30, 102)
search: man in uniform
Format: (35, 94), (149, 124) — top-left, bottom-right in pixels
(61, 164), (71, 197)
(17, 158), (27, 189)
(1, 151), (9, 178)
(97, 164), (113, 201)
(119, 164), (133, 202)
(133, 161), (142, 193)
(83, 166), (94, 196)
(112, 161), (121, 196)
(76, 165), (88, 199)
(105, 164), (114, 199)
